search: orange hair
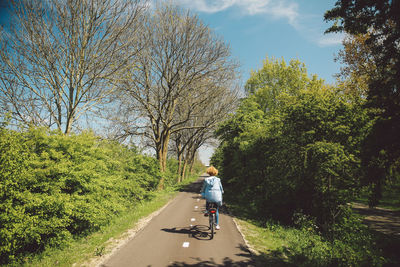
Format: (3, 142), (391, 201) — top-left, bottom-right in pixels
(206, 166), (218, 176)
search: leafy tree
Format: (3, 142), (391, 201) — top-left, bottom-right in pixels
(334, 33), (376, 100)
(245, 57), (323, 112)
(278, 89), (369, 227)
(325, 0), (400, 206)
(212, 57), (370, 229)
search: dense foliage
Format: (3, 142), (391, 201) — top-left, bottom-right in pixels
(211, 57), (379, 265)
(325, 0), (400, 207)
(0, 126), (166, 264)
(236, 210), (381, 267)
(213, 58), (369, 225)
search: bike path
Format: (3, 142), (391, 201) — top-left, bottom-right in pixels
(101, 175), (254, 267)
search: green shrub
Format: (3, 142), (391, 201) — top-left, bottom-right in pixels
(163, 158), (180, 187)
(326, 207), (382, 266)
(0, 126), (32, 263)
(0, 127), (163, 264)
(259, 216), (383, 267)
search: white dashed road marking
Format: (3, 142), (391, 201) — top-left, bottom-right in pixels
(182, 242), (190, 248)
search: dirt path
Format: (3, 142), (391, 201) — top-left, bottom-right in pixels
(352, 202), (400, 236)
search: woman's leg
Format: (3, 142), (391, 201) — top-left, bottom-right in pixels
(215, 207), (219, 225)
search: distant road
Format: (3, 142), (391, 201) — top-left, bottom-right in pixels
(101, 175), (255, 267)
(352, 202), (400, 236)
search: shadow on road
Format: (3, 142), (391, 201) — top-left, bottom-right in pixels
(351, 203), (400, 265)
(161, 225), (213, 240)
(180, 177), (205, 193)
(167, 244), (257, 267)
(352, 203), (400, 235)
(168, 257), (251, 267)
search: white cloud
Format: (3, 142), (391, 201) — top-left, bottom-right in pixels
(186, 0), (236, 13)
(169, 0), (342, 47)
(174, 0), (299, 26)
(317, 33), (345, 47)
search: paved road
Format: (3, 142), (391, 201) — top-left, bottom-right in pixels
(101, 175), (255, 267)
(352, 202), (400, 236)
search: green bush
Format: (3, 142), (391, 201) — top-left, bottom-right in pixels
(0, 126), (32, 263)
(0, 127), (162, 264)
(262, 214), (382, 267)
(163, 158), (180, 187)
(327, 207), (382, 266)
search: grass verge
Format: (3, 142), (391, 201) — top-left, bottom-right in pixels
(228, 203), (385, 267)
(234, 217), (340, 267)
(21, 174), (200, 267)
(233, 218), (291, 266)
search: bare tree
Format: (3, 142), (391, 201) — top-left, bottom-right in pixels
(115, 3), (239, 181)
(170, 82), (239, 181)
(173, 128), (208, 181)
(0, 0), (147, 133)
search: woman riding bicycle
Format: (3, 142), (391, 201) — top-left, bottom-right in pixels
(200, 166), (224, 230)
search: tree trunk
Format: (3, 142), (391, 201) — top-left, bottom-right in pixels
(189, 158), (195, 174)
(157, 132), (171, 190)
(181, 159), (188, 181)
(189, 148), (196, 174)
(177, 152), (183, 183)
(156, 141), (164, 189)
(161, 134), (169, 171)
(64, 115), (74, 134)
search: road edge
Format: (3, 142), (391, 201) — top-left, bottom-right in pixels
(76, 196), (176, 267)
(231, 217), (260, 256)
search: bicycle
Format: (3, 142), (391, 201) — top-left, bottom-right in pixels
(207, 202), (218, 239)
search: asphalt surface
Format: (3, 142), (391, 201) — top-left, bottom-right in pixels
(101, 175), (255, 267)
(352, 202), (400, 236)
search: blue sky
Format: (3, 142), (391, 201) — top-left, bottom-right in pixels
(174, 0), (343, 86)
(0, 0), (9, 24)
(174, 0), (345, 165)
